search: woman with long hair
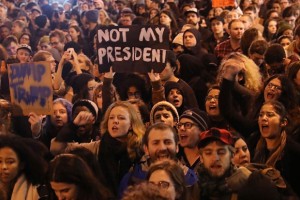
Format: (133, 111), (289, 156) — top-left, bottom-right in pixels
(0, 134), (48, 200)
(49, 154), (112, 199)
(50, 101), (145, 197)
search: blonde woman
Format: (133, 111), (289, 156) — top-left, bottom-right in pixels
(216, 52), (262, 94)
(98, 9), (117, 26)
(51, 101), (145, 197)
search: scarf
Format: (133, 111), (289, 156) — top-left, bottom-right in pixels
(98, 132), (132, 196)
(10, 174), (39, 200)
(253, 130), (287, 167)
(198, 163), (235, 200)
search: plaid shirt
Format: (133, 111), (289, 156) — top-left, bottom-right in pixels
(214, 39), (242, 62)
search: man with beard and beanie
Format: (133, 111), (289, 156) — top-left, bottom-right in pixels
(119, 123), (200, 200)
(53, 99), (100, 144)
(197, 127), (252, 200)
(177, 108), (209, 174)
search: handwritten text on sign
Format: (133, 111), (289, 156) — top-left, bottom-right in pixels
(8, 62), (53, 115)
(97, 25), (170, 73)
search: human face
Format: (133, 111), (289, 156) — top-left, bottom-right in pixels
(249, 52), (264, 66)
(99, 11), (106, 22)
(39, 42), (50, 50)
(272, 3), (281, 13)
(127, 86), (141, 101)
(0, 147), (22, 184)
(96, 91), (103, 109)
(229, 21), (244, 41)
(0, 27), (9, 39)
(244, 10), (256, 20)
(11, 24), (22, 35)
(160, 62), (174, 82)
(160, 13), (172, 26)
(232, 138), (250, 167)
(178, 118), (200, 148)
(148, 170), (176, 200)
(144, 128), (178, 162)
(167, 89), (183, 108)
(68, 27), (79, 41)
(280, 0), (290, 10)
(214, 7), (223, 16)
(264, 78), (282, 102)
(150, 9), (158, 19)
(7, 42), (18, 57)
(183, 32), (197, 48)
(186, 13), (199, 25)
(258, 104), (282, 140)
(16, 49), (31, 63)
(153, 109), (175, 127)
(211, 20), (224, 34)
(87, 80), (97, 100)
(269, 11), (279, 19)
(46, 55), (57, 74)
(51, 102), (68, 128)
(226, 12), (239, 23)
(121, 16), (132, 26)
(0, 7), (7, 19)
(200, 141), (232, 178)
(280, 38), (291, 49)
(20, 35), (30, 45)
(72, 106), (94, 138)
(50, 182), (78, 200)
(268, 20), (277, 34)
(108, 106), (132, 140)
(50, 36), (63, 53)
(284, 16), (296, 28)
(283, 29), (293, 37)
(205, 89), (220, 118)
(239, 16), (251, 30)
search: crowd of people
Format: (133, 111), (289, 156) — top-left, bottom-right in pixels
(1, 0), (300, 199)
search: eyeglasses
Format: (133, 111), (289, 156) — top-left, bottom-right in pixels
(177, 122), (198, 129)
(150, 181), (170, 189)
(267, 82), (282, 91)
(205, 95), (219, 101)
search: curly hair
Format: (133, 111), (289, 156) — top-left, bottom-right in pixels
(217, 52), (262, 93)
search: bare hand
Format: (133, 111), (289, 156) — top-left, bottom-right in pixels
(73, 111), (95, 126)
(28, 112), (44, 136)
(104, 67), (115, 79)
(222, 59), (245, 81)
(148, 69), (160, 82)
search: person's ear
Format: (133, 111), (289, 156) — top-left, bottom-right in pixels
(280, 118), (288, 127)
(143, 144), (149, 156)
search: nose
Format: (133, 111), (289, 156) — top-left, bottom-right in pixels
(157, 142), (167, 151)
(1, 162), (7, 170)
(212, 152), (220, 162)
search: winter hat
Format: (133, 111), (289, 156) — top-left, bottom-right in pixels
(172, 33), (183, 46)
(85, 9), (99, 23)
(199, 128), (234, 148)
(71, 73), (94, 94)
(35, 15), (47, 28)
(17, 44), (32, 54)
(180, 108), (208, 131)
(164, 81), (184, 99)
(72, 99), (99, 121)
(150, 101), (179, 124)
